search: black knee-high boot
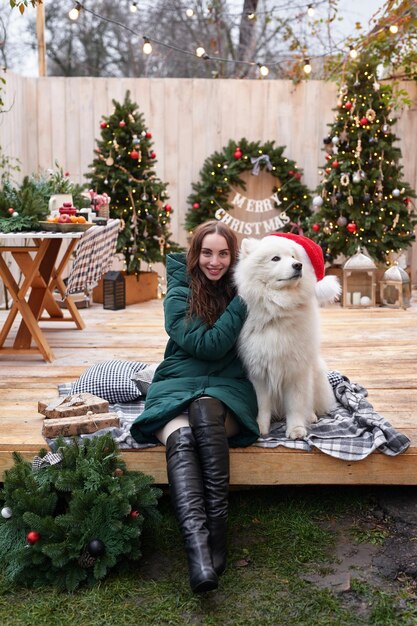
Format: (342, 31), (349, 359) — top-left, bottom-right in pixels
(165, 427), (218, 593)
(188, 397), (230, 576)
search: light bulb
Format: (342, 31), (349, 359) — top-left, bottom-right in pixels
(130, 1), (138, 12)
(143, 40), (152, 55)
(68, 3), (81, 20)
(349, 46), (358, 59)
(389, 24), (398, 34)
(307, 4), (315, 17)
(259, 65), (269, 77)
(185, 8), (194, 17)
(247, 13), (256, 20)
(196, 47), (206, 58)
(303, 59), (312, 75)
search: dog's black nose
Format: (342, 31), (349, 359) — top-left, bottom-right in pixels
(293, 262), (302, 272)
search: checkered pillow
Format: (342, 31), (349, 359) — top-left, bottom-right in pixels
(130, 363), (159, 396)
(71, 360), (148, 403)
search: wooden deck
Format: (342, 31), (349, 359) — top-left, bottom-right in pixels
(0, 296), (416, 485)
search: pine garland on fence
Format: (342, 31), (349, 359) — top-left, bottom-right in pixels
(0, 434), (161, 591)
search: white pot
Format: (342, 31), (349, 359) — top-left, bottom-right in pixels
(48, 193), (73, 216)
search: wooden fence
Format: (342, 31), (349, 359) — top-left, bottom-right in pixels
(2, 71), (417, 281)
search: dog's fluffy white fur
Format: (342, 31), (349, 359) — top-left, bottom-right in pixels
(235, 235), (341, 440)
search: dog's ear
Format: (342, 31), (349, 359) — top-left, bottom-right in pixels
(240, 238), (259, 257)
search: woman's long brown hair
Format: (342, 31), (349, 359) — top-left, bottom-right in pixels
(186, 220), (239, 326)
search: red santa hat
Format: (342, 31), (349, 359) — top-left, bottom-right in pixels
(268, 232), (341, 303)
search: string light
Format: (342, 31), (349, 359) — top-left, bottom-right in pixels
(349, 45), (358, 59)
(247, 13), (256, 21)
(196, 46), (208, 59)
(307, 4), (315, 17)
(69, 1), (411, 80)
(258, 64), (269, 78)
(303, 59), (312, 75)
(129, 1), (138, 13)
(389, 24), (399, 34)
(143, 38), (152, 55)
(185, 8), (194, 18)
(68, 2), (82, 21)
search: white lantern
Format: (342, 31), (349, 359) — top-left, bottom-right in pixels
(342, 248), (377, 308)
(379, 265), (411, 309)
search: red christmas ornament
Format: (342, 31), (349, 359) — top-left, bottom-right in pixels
(325, 154), (332, 161)
(27, 531), (40, 545)
(130, 149), (139, 160)
(145, 132), (152, 139)
(233, 147), (242, 160)
(312, 223), (321, 232)
(404, 197), (410, 205)
(192, 202), (200, 210)
(150, 151), (156, 159)
(100, 121), (107, 129)
(294, 172), (302, 180)
(288, 170), (294, 176)
(7, 207), (14, 214)
(347, 222), (357, 233)
(164, 204), (172, 213)
(344, 101), (353, 111)
(119, 120), (126, 128)
(331, 160), (339, 168)
(325, 167), (331, 174)
(129, 510), (141, 518)
(359, 117), (369, 126)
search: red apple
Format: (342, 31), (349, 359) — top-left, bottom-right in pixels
(58, 214), (72, 223)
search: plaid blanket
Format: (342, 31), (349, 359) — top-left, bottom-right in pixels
(65, 219), (120, 295)
(56, 371), (410, 461)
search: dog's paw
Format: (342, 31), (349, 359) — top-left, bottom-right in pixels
(286, 425), (307, 440)
(309, 412), (318, 424)
(257, 416), (271, 437)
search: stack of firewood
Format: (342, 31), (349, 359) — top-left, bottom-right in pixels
(39, 393), (120, 438)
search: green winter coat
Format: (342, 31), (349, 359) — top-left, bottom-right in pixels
(130, 253), (259, 448)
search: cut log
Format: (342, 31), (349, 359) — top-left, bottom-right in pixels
(38, 393), (109, 419)
(42, 412), (120, 438)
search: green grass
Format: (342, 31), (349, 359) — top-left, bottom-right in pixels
(0, 487), (416, 626)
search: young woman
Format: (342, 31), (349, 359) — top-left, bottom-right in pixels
(130, 220), (259, 593)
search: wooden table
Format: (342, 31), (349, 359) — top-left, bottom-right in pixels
(0, 231), (86, 362)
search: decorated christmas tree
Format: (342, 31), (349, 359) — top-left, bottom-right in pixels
(86, 92), (180, 274)
(0, 435), (161, 591)
(307, 57), (417, 265)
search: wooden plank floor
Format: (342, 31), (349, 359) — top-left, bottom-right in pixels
(0, 295), (416, 485)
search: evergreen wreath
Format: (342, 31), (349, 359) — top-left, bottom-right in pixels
(0, 434), (161, 591)
(185, 138), (312, 233)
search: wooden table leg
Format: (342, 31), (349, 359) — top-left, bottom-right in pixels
(41, 239), (85, 330)
(13, 239), (61, 351)
(0, 245), (55, 361)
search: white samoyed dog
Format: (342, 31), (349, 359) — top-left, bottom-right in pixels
(234, 233), (341, 440)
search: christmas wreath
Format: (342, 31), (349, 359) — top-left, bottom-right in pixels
(185, 138), (312, 234)
(0, 435), (161, 591)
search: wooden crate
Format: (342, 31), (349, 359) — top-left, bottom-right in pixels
(93, 271), (158, 305)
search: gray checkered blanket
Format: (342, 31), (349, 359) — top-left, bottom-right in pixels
(56, 371), (410, 461)
(65, 219), (120, 295)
